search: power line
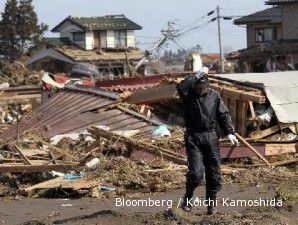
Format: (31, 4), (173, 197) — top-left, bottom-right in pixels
(135, 35), (160, 39)
(177, 10), (215, 32)
(177, 19), (216, 37)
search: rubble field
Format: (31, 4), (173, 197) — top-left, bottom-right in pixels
(0, 72), (297, 225)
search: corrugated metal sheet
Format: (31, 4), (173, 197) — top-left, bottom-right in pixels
(104, 84), (157, 92)
(49, 107), (162, 139)
(0, 85), (118, 141)
(0, 84), (163, 141)
(46, 72), (194, 92)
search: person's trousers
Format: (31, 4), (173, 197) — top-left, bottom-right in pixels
(184, 131), (221, 200)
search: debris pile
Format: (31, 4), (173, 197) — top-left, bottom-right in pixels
(0, 72), (297, 200)
(0, 60), (42, 87)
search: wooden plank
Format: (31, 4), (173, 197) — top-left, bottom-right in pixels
(236, 100), (248, 137)
(235, 133), (271, 166)
(271, 158), (298, 167)
(88, 127), (187, 165)
(21, 149), (49, 157)
(28, 134), (78, 161)
(0, 94), (41, 101)
(127, 82), (266, 106)
(248, 101), (257, 127)
(24, 177), (64, 192)
(228, 99), (237, 129)
(211, 84), (266, 103)
(24, 177), (100, 192)
(249, 124), (284, 140)
(0, 164), (78, 173)
(117, 105), (164, 127)
(14, 145), (32, 165)
(78, 147), (101, 166)
(127, 84), (178, 104)
(265, 143), (296, 156)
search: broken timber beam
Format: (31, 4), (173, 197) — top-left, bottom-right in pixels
(249, 124), (289, 140)
(0, 164), (78, 173)
(88, 127), (187, 165)
(28, 134), (78, 161)
(127, 82), (265, 105)
(14, 145), (32, 165)
(24, 176), (100, 193)
(235, 133), (271, 166)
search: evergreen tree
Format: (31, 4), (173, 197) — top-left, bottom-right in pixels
(0, 0), (48, 61)
(17, 0), (48, 53)
(0, 0), (20, 61)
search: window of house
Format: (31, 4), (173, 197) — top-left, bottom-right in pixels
(73, 32), (85, 42)
(255, 28), (274, 43)
(114, 30), (127, 47)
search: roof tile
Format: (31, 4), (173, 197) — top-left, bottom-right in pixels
(266, 0), (298, 4)
(234, 7), (282, 25)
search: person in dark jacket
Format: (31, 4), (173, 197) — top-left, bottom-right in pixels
(177, 67), (239, 215)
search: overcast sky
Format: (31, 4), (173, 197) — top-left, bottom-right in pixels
(0, 0), (268, 53)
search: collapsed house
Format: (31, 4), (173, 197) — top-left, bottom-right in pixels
(27, 15), (144, 76)
(233, 0), (298, 72)
(101, 71), (298, 158)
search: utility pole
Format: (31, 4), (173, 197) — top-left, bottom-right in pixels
(216, 5), (224, 73)
(132, 21), (178, 74)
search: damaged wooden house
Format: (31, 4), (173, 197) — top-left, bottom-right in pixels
(27, 15), (144, 76)
(233, 0), (298, 72)
(101, 71), (298, 159)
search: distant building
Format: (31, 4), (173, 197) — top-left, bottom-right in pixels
(28, 15), (144, 76)
(233, 0), (298, 72)
(184, 53), (221, 73)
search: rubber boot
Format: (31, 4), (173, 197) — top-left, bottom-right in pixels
(206, 193), (217, 215)
(181, 197), (192, 212)
(181, 187), (195, 212)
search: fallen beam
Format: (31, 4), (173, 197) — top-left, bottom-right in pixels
(0, 164), (78, 173)
(235, 133), (271, 166)
(88, 127), (187, 165)
(127, 82), (266, 105)
(249, 124), (289, 140)
(28, 134), (79, 161)
(24, 176), (100, 192)
(14, 145), (32, 165)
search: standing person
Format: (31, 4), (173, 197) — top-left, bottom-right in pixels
(177, 67), (239, 215)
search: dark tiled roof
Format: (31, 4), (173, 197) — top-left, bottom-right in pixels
(266, 0), (298, 4)
(234, 7), (282, 25)
(52, 15), (142, 32)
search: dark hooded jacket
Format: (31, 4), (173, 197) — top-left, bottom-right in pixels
(177, 74), (234, 135)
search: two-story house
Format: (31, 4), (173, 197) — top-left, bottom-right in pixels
(233, 0), (298, 72)
(28, 15), (144, 76)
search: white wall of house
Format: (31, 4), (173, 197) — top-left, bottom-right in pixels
(127, 30), (135, 48)
(107, 30), (115, 48)
(57, 20), (137, 49)
(85, 31), (94, 50)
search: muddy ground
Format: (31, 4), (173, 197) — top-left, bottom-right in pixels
(0, 180), (297, 225)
